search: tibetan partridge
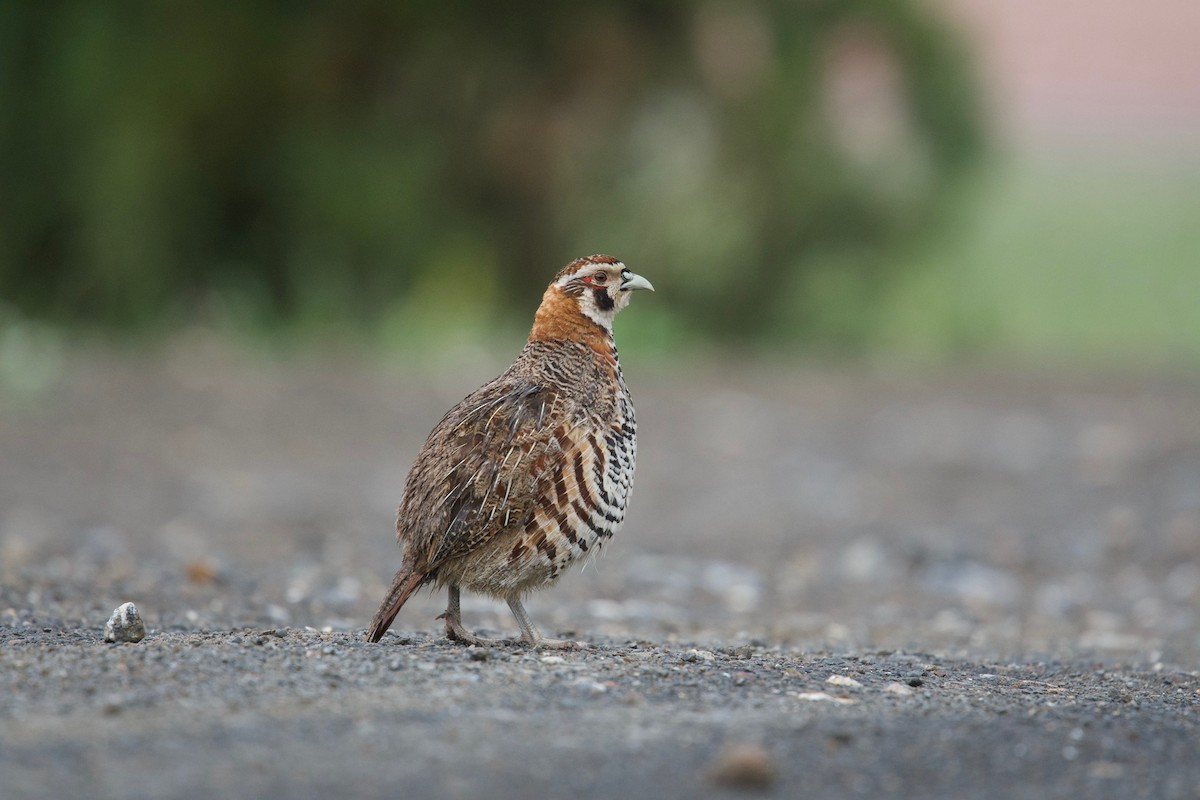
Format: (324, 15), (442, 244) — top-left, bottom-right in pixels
(366, 255), (654, 648)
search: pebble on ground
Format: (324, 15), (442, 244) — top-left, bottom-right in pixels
(104, 602), (146, 643)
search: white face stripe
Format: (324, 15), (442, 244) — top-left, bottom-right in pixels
(554, 261), (627, 287)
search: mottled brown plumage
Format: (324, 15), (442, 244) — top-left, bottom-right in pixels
(366, 255), (653, 648)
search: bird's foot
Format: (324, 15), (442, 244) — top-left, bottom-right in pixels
(504, 596), (588, 649)
(438, 611), (510, 648)
(521, 633), (589, 650)
(439, 612), (587, 649)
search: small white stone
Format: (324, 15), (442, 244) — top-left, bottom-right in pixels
(104, 602), (146, 643)
(792, 691), (857, 705)
(825, 674), (863, 688)
(540, 655), (567, 665)
(884, 681), (915, 696)
(574, 678), (608, 694)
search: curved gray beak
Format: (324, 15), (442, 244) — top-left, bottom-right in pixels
(620, 272), (654, 292)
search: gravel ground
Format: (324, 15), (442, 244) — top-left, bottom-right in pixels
(2, 338), (1199, 798)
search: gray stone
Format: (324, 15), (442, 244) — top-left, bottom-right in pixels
(104, 602), (146, 643)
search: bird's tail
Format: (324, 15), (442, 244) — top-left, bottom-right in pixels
(366, 567), (426, 643)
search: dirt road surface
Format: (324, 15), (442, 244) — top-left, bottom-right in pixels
(3, 340), (1198, 798)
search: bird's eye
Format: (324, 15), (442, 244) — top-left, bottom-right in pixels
(591, 272), (608, 284)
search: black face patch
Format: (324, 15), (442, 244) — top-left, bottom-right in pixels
(593, 287), (615, 311)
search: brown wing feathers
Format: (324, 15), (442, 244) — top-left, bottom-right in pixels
(366, 376), (565, 639)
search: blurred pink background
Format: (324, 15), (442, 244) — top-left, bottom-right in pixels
(938, 0), (1200, 152)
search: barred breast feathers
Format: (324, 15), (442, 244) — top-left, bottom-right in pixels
(396, 337), (625, 576)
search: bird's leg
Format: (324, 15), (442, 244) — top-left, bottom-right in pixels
(506, 595), (587, 650)
(441, 583), (463, 632)
(438, 586), (585, 649)
(438, 584), (509, 647)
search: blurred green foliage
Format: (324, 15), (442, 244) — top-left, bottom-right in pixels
(877, 159), (1200, 365)
(0, 1), (981, 342)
